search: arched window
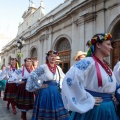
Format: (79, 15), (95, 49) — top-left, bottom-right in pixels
(31, 48), (37, 60)
(55, 38), (71, 51)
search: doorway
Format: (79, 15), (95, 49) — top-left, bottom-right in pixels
(58, 50), (70, 73)
(54, 37), (71, 73)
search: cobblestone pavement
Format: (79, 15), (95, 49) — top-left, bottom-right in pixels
(0, 97), (32, 120)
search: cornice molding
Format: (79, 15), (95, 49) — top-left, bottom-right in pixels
(75, 12), (97, 26)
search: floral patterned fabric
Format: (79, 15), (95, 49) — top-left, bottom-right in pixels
(0, 67), (18, 83)
(26, 64), (65, 92)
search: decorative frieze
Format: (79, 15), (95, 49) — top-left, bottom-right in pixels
(39, 34), (49, 42)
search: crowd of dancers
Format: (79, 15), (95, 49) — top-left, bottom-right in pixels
(0, 33), (120, 120)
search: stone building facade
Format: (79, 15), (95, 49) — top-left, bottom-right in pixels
(1, 0), (120, 72)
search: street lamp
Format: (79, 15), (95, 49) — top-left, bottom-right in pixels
(17, 37), (25, 51)
(17, 37), (25, 66)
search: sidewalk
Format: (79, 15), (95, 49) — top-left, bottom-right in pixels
(0, 97), (32, 120)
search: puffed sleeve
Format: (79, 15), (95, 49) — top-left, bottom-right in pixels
(113, 61), (120, 84)
(62, 59), (95, 113)
(8, 69), (22, 83)
(26, 66), (45, 92)
(0, 67), (10, 80)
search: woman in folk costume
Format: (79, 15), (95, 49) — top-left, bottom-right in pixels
(12, 58), (34, 120)
(26, 50), (70, 120)
(0, 64), (7, 97)
(0, 58), (19, 114)
(62, 33), (119, 120)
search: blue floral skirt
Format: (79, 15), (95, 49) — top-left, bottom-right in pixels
(31, 81), (70, 120)
(0, 80), (6, 91)
(70, 101), (119, 120)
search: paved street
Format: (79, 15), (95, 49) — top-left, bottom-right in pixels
(0, 97), (32, 120)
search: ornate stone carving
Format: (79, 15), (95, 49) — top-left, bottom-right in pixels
(39, 34), (49, 41)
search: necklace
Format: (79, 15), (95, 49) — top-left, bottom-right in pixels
(47, 63), (56, 75)
(93, 55), (112, 76)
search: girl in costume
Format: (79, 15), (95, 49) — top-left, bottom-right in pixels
(12, 58), (34, 120)
(0, 58), (19, 114)
(0, 64), (6, 97)
(62, 33), (119, 120)
(26, 50), (70, 120)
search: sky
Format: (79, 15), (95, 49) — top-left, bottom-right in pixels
(0, 0), (64, 51)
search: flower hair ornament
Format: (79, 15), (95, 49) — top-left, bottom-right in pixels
(46, 50), (58, 56)
(86, 33), (112, 57)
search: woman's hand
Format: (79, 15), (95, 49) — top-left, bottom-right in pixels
(112, 94), (117, 102)
(40, 84), (48, 89)
(94, 97), (103, 106)
(18, 81), (24, 84)
(4, 75), (9, 80)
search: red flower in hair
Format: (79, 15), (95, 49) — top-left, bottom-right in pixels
(107, 34), (112, 40)
(91, 38), (97, 45)
(49, 50), (53, 53)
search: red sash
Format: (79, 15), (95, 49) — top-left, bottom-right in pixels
(10, 65), (16, 71)
(92, 55), (112, 87)
(22, 66), (32, 76)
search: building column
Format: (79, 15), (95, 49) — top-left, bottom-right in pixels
(71, 16), (79, 65)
